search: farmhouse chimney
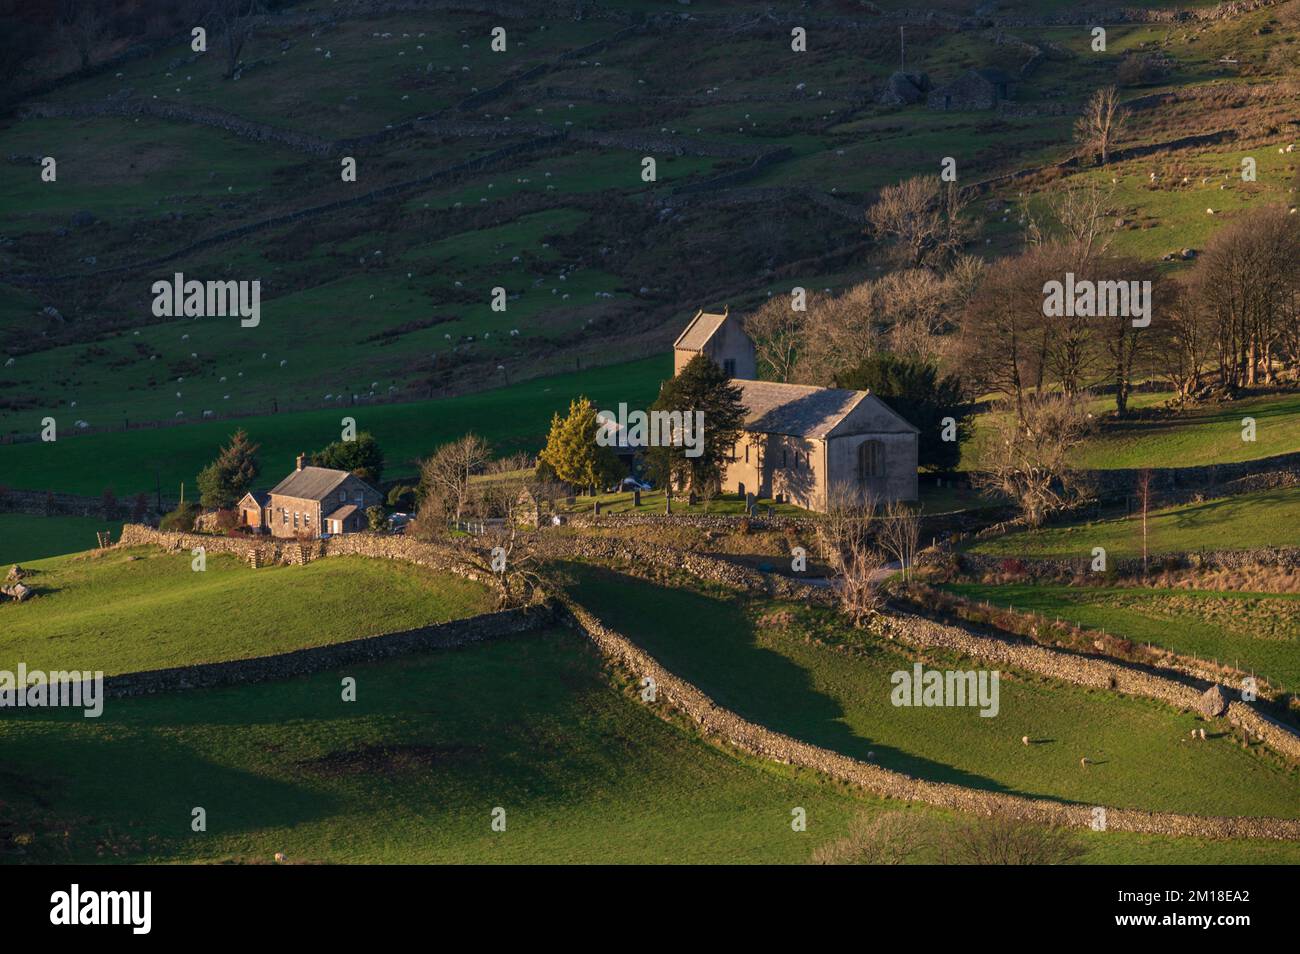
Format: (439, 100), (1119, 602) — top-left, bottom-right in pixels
(295, 453), (305, 471)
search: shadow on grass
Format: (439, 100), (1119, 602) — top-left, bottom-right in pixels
(565, 564), (1023, 797)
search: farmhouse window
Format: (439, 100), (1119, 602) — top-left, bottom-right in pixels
(723, 358), (736, 377)
(744, 443), (750, 464)
(858, 440), (885, 480)
(282, 509), (288, 525)
(782, 448), (788, 468)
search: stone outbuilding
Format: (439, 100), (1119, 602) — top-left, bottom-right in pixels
(928, 68), (1015, 110)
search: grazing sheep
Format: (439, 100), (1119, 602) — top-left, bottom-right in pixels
(1022, 736), (1030, 746)
(1199, 728), (1207, 740)
(1080, 757), (1090, 768)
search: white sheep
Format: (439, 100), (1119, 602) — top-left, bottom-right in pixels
(1022, 736), (1030, 746)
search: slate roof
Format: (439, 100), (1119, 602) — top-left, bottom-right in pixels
(673, 309), (729, 352)
(238, 491), (270, 507)
(733, 380), (918, 438)
(324, 504), (360, 523)
(269, 466), (352, 501)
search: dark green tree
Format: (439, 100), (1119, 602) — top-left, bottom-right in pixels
(648, 354), (747, 496)
(197, 429), (261, 509)
(835, 355), (970, 472)
(312, 432), (385, 484)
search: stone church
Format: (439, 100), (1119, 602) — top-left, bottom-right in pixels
(673, 308), (919, 511)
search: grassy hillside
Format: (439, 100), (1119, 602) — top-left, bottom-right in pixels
(962, 390), (1300, 474)
(566, 565), (1300, 819)
(0, 546), (493, 675)
(4, 625), (1298, 864)
(968, 487), (1300, 560)
(8, 0), (1292, 441)
(0, 513), (123, 564)
(1073, 392), (1300, 471)
(945, 582), (1300, 691)
(0, 629), (872, 864)
(0, 355), (667, 497)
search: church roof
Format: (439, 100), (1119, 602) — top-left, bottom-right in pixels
(673, 309), (729, 352)
(732, 379), (919, 439)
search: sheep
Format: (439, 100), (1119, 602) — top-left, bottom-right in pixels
(1080, 757), (1090, 768)
(1022, 736), (1030, 746)
(1199, 728), (1207, 740)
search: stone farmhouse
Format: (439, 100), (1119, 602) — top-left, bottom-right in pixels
(238, 454), (383, 538)
(674, 310), (919, 511)
(927, 68), (1015, 110)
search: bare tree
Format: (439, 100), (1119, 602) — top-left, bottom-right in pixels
(809, 812), (931, 865)
(745, 297), (804, 382)
(817, 483), (886, 624)
(959, 246), (1060, 421)
(1041, 179), (1117, 262)
(1196, 205), (1300, 389)
(1161, 274), (1210, 397)
(972, 393), (1095, 528)
(938, 815), (1085, 865)
(418, 433), (491, 524)
(866, 176), (970, 269)
(1074, 86), (1128, 166)
(794, 286), (882, 385)
(453, 467), (549, 608)
(57, 1), (106, 70)
(1136, 468), (1152, 576)
(877, 499), (922, 582)
(210, 0), (258, 80)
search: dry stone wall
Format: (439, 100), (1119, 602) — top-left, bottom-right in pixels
(105, 605), (553, 698)
(878, 611), (1300, 763)
(563, 600), (1300, 840)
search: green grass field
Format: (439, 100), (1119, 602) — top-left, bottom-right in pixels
(0, 546), (493, 675)
(968, 487), (1300, 560)
(963, 390), (1300, 474)
(0, 628), (873, 864)
(1073, 392), (1300, 471)
(0, 355), (668, 497)
(944, 582), (1300, 691)
(566, 565), (1300, 819)
(4, 624), (1297, 864)
(0, 513), (123, 564)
